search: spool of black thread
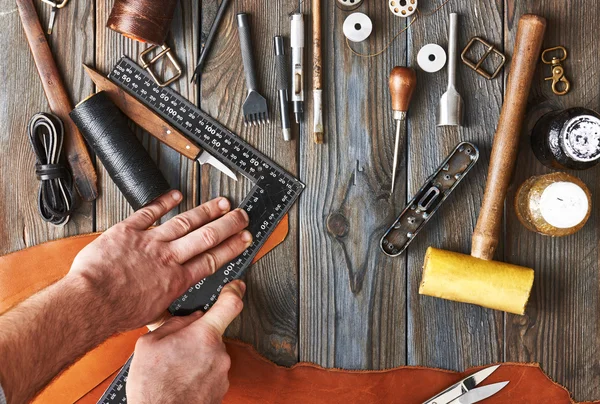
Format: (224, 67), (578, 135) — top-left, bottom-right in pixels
(70, 92), (171, 210)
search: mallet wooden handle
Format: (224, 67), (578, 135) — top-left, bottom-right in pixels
(16, 0), (98, 201)
(389, 67), (417, 114)
(471, 14), (546, 260)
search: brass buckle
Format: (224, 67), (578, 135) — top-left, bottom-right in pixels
(41, 0), (68, 8)
(542, 46), (571, 96)
(139, 45), (183, 88)
(461, 37), (507, 80)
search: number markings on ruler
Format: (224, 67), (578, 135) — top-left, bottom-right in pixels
(100, 57), (304, 403)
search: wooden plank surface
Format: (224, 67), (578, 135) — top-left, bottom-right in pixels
(299, 0), (408, 369)
(1, 0), (600, 401)
(198, 0), (300, 366)
(504, 0), (600, 400)
(406, 1), (504, 370)
(0, 0), (93, 255)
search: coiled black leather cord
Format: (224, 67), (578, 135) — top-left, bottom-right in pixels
(27, 113), (74, 226)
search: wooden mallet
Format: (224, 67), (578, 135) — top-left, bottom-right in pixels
(419, 15), (547, 315)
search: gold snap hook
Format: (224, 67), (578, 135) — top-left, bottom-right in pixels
(542, 46), (571, 96)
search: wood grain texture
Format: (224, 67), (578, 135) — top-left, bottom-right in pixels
(0, 0), (93, 255)
(198, 0), (300, 366)
(94, 0), (198, 229)
(504, 1), (600, 401)
(299, 0), (408, 369)
(406, 0), (505, 370)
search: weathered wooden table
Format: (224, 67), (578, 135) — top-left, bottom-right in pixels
(1, 0), (599, 401)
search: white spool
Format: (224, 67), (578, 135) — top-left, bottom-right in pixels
(336, 0), (364, 11)
(417, 44), (447, 73)
(343, 13), (373, 43)
(389, 0), (418, 17)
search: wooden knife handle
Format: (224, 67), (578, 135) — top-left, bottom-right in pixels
(471, 14), (547, 260)
(83, 65), (202, 161)
(16, 0), (98, 201)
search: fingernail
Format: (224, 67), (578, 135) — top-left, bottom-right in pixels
(241, 230), (252, 243)
(238, 281), (246, 295)
(172, 191), (182, 201)
(218, 198), (230, 211)
(237, 208), (249, 222)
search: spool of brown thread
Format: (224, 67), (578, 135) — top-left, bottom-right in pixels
(107, 0), (178, 45)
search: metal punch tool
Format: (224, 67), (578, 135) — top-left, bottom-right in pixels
(423, 365), (509, 404)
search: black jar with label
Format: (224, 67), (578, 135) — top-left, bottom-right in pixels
(531, 107), (600, 170)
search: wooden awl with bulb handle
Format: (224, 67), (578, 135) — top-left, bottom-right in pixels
(419, 15), (547, 315)
(389, 67), (417, 195)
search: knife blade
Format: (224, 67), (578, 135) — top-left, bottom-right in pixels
(83, 65), (238, 181)
(448, 382), (509, 404)
(422, 365), (500, 404)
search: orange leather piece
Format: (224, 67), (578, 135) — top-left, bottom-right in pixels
(0, 215), (288, 403)
(223, 339), (599, 404)
(2, 217), (597, 404)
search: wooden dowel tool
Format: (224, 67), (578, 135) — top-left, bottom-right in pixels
(312, 0), (324, 143)
(419, 14), (547, 315)
(16, 0), (98, 202)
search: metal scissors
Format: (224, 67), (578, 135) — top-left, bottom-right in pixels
(422, 365), (509, 404)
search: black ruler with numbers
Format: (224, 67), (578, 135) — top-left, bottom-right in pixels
(98, 57), (304, 403)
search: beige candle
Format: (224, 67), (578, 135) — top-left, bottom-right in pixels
(515, 172), (591, 237)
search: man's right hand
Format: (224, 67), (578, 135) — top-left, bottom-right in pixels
(126, 281), (246, 404)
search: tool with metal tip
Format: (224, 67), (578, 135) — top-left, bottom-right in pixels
(291, 13), (305, 124)
(274, 36), (292, 141)
(192, 0), (232, 83)
(438, 13), (463, 126)
(389, 66), (417, 195)
(237, 13), (269, 126)
(312, 0), (324, 143)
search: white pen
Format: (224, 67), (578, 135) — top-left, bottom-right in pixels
(290, 13), (304, 124)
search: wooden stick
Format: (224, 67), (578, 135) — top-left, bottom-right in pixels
(16, 0), (98, 202)
(470, 15), (546, 260)
(312, 0), (324, 144)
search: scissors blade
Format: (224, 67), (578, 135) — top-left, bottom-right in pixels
(448, 382), (509, 404)
(422, 365), (501, 404)
(197, 151), (238, 181)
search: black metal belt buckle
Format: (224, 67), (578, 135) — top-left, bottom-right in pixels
(461, 37), (506, 80)
(380, 142), (479, 257)
(139, 44), (183, 87)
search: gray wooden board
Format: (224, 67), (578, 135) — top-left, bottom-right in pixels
(0, 0), (93, 255)
(0, 0), (599, 401)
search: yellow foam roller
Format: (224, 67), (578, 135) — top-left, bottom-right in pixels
(419, 247), (534, 315)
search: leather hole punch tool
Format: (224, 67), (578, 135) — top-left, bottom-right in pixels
(461, 37), (507, 80)
(542, 46), (571, 96)
(139, 44), (183, 88)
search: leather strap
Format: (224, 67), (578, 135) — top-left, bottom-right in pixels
(27, 113), (74, 226)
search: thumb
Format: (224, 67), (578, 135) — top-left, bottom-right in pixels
(190, 281), (246, 336)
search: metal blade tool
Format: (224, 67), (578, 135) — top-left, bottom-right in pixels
(97, 57), (305, 403)
(423, 365), (509, 404)
(438, 13), (464, 127)
(388, 66), (417, 195)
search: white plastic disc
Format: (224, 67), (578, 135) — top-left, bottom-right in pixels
(417, 44), (447, 73)
(389, 0), (418, 17)
(343, 13), (373, 43)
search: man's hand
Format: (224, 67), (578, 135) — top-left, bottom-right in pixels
(69, 190), (252, 332)
(127, 281), (245, 404)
